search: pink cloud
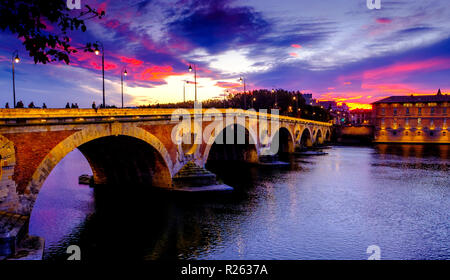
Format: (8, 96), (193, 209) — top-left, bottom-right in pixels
(289, 53), (299, 57)
(376, 18), (392, 24)
(120, 56), (143, 66)
(338, 58), (450, 84)
(291, 44), (302, 48)
(138, 65), (178, 81)
(105, 20), (121, 29)
(363, 58), (450, 80)
(215, 81), (242, 89)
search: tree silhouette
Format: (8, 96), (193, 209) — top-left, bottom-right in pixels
(0, 0), (105, 64)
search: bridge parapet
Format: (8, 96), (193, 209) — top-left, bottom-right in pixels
(0, 108), (332, 127)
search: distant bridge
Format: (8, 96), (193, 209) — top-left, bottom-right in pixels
(0, 108), (332, 216)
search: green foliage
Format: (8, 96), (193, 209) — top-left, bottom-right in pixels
(0, 0), (105, 64)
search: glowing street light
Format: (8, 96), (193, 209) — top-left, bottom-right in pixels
(121, 67), (128, 108)
(188, 64), (197, 103)
(239, 76), (247, 109)
(94, 41), (105, 108)
(11, 50), (20, 108)
(272, 88), (278, 108)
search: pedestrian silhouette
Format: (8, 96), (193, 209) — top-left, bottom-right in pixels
(92, 101), (96, 109)
(16, 101), (24, 108)
(28, 102), (35, 108)
(42, 103), (47, 109)
(66, 102), (70, 108)
(5, 102), (9, 108)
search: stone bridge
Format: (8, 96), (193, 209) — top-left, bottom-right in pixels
(0, 108), (332, 217)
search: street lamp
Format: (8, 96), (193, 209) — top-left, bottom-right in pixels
(94, 41), (105, 108)
(252, 97), (256, 108)
(121, 67), (128, 108)
(272, 89), (277, 108)
(188, 64), (197, 103)
(224, 90), (228, 108)
(239, 76), (247, 109)
(12, 50), (20, 108)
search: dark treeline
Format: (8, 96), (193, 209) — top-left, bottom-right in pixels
(140, 89), (331, 122)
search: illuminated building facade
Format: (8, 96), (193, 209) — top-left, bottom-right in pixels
(373, 89), (449, 143)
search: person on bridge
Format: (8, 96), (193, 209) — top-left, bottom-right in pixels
(65, 102), (70, 109)
(5, 102), (9, 108)
(42, 103), (47, 109)
(92, 101), (96, 109)
(16, 101), (24, 108)
(28, 102), (35, 108)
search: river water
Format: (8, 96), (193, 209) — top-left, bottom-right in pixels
(28, 145), (450, 260)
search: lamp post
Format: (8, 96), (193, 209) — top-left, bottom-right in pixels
(183, 81), (186, 103)
(11, 50), (20, 108)
(252, 97), (256, 108)
(239, 77), (247, 109)
(94, 41), (105, 108)
(121, 67), (128, 108)
(272, 88), (277, 109)
(188, 64), (197, 103)
(224, 90), (228, 108)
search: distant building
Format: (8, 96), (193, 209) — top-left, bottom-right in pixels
(372, 89), (449, 143)
(302, 93), (316, 106)
(350, 109), (373, 125)
(317, 100), (350, 125)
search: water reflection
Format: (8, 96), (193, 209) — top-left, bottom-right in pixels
(29, 145), (449, 260)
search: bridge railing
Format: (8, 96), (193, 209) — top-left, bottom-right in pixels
(0, 108), (332, 127)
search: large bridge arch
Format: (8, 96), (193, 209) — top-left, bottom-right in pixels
(300, 127), (313, 148)
(203, 123), (259, 165)
(19, 123), (173, 215)
(270, 126), (295, 155)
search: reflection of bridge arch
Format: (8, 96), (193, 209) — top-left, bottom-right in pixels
(21, 124), (173, 215)
(204, 123), (259, 165)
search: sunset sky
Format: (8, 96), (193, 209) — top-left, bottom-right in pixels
(0, 0), (449, 109)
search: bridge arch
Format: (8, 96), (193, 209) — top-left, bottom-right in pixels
(203, 123), (259, 165)
(300, 127), (313, 148)
(271, 126), (295, 155)
(20, 123), (173, 215)
(315, 129), (324, 145)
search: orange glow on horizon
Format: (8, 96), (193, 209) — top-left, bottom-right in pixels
(346, 103), (373, 110)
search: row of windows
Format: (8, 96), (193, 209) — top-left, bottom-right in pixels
(380, 131), (447, 137)
(380, 107), (448, 115)
(380, 118), (447, 127)
(380, 103), (448, 108)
